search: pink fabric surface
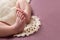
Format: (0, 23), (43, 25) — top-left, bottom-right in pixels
(0, 0), (60, 40)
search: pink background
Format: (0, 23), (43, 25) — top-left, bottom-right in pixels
(0, 0), (60, 40)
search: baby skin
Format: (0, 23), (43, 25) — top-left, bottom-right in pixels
(0, 8), (26, 37)
(0, 0), (31, 37)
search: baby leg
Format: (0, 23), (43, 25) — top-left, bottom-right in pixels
(0, 9), (26, 37)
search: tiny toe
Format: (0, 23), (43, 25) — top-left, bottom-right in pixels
(17, 11), (22, 17)
(17, 8), (23, 13)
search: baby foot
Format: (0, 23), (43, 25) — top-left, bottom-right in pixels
(14, 9), (26, 33)
(16, 0), (31, 24)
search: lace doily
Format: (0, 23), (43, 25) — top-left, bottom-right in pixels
(14, 16), (41, 37)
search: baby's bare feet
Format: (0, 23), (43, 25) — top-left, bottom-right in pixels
(14, 9), (26, 33)
(16, 0), (31, 24)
